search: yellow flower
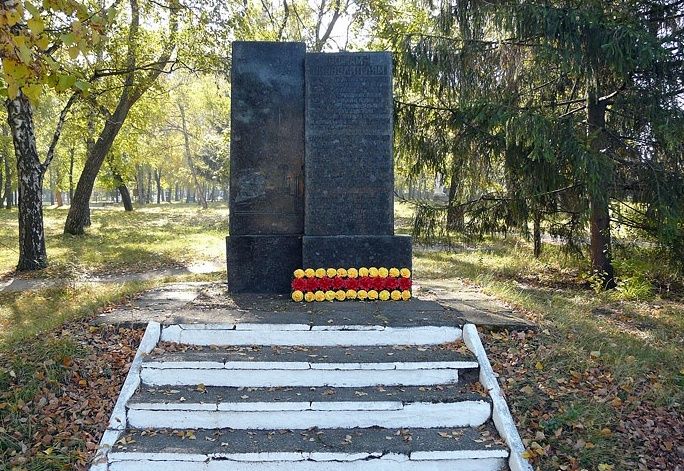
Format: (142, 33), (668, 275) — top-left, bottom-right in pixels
(357, 290), (368, 300)
(378, 267), (389, 278)
(358, 267), (369, 277)
(335, 290), (346, 301)
(315, 268), (326, 278)
(304, 291), (315, 302)
(389, 267), (400, 278)
(379, 290), (390, 301)
(401, 290), (412, 300)
(400, 268), (411, 278)
(304, 268), (316, 278)
(347, 268), (358, 278)
(391, 290), (402, 301)
(337, 268), (347, 277)
(346, 289), (357, 300)
(293, 269), (305, 279)
(291, 290), (304, 302)
(368, 290), (378, 300)
(368, 267), (379, 277)
(326, 268), (337, 278)
(314, 290), (326, 302)
(325, 290), (336, 301)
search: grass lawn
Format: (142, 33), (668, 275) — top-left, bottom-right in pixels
(414, 239), (684, 469)
(0, 203), (228, 280)
(1, 202), (682, 469)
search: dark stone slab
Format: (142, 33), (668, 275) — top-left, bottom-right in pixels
(226, 235), (301, 293)
(147, 344), (477, 365)
(304, 52), (394, 236)
(302, 235), (412, 269)
(229, 42), (305, 236)
(131, 381), (486, 407)
(115, 424), (507, 455)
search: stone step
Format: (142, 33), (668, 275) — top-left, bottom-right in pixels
(126, 382), (491, 429)
(140, 344), (479, 387)
(160, 323), (462, 346)
(108, 426), (508, 471)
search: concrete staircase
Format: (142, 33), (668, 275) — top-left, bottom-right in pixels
(92, 320), (531, 471)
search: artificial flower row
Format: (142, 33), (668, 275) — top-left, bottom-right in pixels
(292, 289), (412, 302)
(291, 267), (412, 302)
(293, 267), (411, 279)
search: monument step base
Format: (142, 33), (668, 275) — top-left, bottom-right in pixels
(109, 426), (508, 471)
(227, 236), (302, 294)
(302, 235), (412, 269)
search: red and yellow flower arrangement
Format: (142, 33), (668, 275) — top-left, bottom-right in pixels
(291, 267), (412, 302)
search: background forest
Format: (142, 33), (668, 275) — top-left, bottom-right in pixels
(1, 0), (683, 290)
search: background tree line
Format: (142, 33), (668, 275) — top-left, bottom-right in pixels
(2, 0), (683, 289)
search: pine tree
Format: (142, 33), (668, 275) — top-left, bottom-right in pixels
(381, 0), (684, 286)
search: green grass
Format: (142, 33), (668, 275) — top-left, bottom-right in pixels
(0, 282), (153, 345)
(413, 240), (684, 469)
(0, 203), (228, 279)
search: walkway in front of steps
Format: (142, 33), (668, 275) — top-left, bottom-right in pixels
(90, 284), (534, 471)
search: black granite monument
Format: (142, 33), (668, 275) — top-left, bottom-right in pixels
(227, 42), (412, 293)
(227, 42), (305, 293)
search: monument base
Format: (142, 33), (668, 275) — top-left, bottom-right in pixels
(302, 235), (412, 270)
(227, 235), (302, 293)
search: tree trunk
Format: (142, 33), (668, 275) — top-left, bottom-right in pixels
(587, 80), (615, 288)
(4, 151), (12, 208)
(68, 146), (75, 202)
(446, 174), (464, 231)
(145, 167), (152, 203)
(118, 184), (133, 211)
(135, 164), (145, 205)
(55, 189), (63, 207)
(63, 104), (133, 235)
(178, 102), (208, 209)
(48, 167), (55, 206)
(533, 212), (542, 258)
(112, 169), (133, 211)
(155, 168), (162, 203)
(6, 93), (48, 270)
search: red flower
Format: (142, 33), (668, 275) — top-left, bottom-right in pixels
(346, 278), (360, 291)
(304, 278), (318, 292)
(385, 277), (400, 291)
(399, 277), (412, 291)
(292, 278), (307, 291)
(359, 276), (372, 291)
(332, 276), (346, 290)
(319, 277), (333, 291)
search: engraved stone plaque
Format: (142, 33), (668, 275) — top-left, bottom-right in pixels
(304, 52), (394, 236)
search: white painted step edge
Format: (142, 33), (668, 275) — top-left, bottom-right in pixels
(108, 457), (507, 471)
(462, 324), (533, 471)
(90, 321), (162, 471)
(126, 400), (492, 429)
(160, 324), (462, 346)
(140, 367), (460, 388)
(110, 449), (508, 462)
(109, 452), (507, 471)
(141, 360), (479, 371)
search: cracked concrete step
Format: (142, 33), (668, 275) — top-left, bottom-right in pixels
(160, 323), (463, 346)
(140, 344), (479, 387)
(109, 425), (508, 471)
(126, 381), (492, 429)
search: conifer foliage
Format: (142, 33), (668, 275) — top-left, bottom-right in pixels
(385, 0), (684, 286)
